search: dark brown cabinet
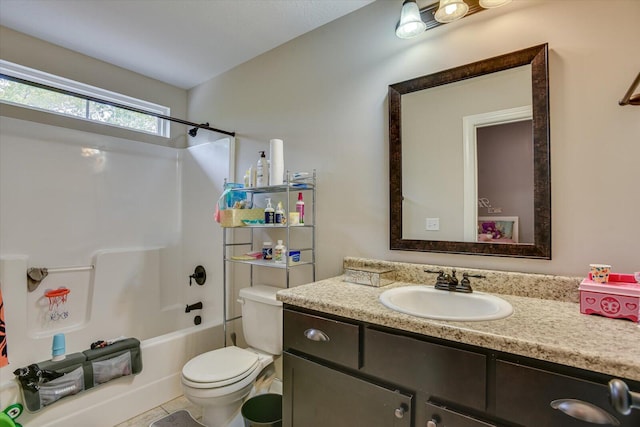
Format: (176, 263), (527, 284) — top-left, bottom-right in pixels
(283, 353), (412, 427)
(283, 306), (640, 427)
(363, 328), (487, 412)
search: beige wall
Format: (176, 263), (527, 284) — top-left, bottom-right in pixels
(189, 0), (640, 278)
(0, 26), (188, 147)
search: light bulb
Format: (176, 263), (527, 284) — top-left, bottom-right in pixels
(396, 0), (426, 39)
(434, 0), (469, 24)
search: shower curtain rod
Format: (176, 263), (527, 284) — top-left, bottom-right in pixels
(0, 73), (235, 137)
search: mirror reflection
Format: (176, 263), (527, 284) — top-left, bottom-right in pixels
(389, 44), (550, 258)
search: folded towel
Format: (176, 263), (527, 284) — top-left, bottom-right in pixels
(26, 267), (48, 292)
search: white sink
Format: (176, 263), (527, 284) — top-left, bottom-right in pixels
(379, 286), (513, 321)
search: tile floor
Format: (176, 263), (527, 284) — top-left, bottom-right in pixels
(114, 395), (202, 427)
(115, 378), (282, 427)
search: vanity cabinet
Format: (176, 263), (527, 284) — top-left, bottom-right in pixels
(283, 353), (412, 427)
(363, 328), (487, 412)
(495, 359), (626, 426)
(283, 306), (640, 427)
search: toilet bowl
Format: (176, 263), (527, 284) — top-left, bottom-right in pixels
(181, 285), (283, 427)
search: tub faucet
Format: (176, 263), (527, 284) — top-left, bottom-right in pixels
(185, 301), (203, 313)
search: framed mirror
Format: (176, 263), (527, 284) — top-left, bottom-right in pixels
(389, 44), (550, 259)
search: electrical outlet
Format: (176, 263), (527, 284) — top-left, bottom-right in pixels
(426, 218), (440, 231)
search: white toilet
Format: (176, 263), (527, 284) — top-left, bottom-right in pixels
(181, 285), (283, 427)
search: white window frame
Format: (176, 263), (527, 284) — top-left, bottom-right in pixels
(0, 60), (170, 137)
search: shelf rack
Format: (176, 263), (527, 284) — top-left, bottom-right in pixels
(221, 170), (316, 346)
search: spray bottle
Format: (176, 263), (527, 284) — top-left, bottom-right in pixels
(296, 192), (305, 224)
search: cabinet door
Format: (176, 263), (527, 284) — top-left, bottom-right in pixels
(495, 360), (640, 427)
(283, 352), (412, 427)
(363, 328), (487, 411)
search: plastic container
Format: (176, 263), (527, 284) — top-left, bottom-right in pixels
(241, 393), (282, 427)
(262, 242), (273, 261)
(579, 275), (640, 322)
(273, 240), (286, 264)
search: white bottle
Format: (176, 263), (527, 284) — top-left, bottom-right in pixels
(274, 240), (286, 264)
(275, 201), (284, 224)
(264, 198), (275, 224)
(256, 151), (268, 187)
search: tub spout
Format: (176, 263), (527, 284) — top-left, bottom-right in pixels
(185, 301), (203, 313)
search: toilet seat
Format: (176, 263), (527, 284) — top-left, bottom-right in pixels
(182, 346), (260, 389)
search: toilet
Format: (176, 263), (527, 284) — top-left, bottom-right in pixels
(181, 285), (283, 427)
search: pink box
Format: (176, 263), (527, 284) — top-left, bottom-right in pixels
(580, 277), (640, 322)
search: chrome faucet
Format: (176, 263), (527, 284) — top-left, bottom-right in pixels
(424, 269), (486, 293)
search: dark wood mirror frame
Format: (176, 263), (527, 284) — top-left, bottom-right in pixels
(389, 44), (551, 259)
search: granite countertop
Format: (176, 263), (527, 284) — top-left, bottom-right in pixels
(277, 276), (640, 382)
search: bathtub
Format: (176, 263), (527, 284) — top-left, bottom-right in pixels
(0, 252), (221, 426)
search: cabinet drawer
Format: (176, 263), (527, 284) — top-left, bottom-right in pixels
(424, 401), (496, 427)
(362, 328), (487, 411)
(284, 309), (360, 369)
(495, 360), (640, 427)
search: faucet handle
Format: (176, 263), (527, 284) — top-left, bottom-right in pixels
(463, 272), (486, 279)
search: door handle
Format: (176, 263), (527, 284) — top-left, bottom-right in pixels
(304, 328), (330, 342)
(609, 378), (640, 415)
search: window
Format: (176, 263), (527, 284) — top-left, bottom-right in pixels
(0, 60), (170, 137)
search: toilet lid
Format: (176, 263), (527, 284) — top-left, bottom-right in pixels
(182, 346), (259, 384)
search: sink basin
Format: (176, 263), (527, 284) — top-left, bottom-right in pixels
(379, 286), (513, 321)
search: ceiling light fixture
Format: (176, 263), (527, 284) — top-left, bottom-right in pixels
(396, 0), (427, 39)
(434, 0), (469, 23)
(479, 0), (512, 8)
(395, 0), (513, 39)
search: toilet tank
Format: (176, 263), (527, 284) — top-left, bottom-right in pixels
(239, 285), (283, 355)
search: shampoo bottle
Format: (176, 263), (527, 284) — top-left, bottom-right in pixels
(256, 151), (268, 187)
(264, 198), (275, 224)
(275, 201), (284, 224)
(274, 240), (286, 263)
(296, 192), (305, 224)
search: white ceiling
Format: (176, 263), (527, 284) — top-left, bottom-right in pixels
(0, 0), (375, 89)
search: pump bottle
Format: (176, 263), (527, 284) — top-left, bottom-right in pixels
(275, 201), (284, 224)
(264, 198), (275, 224)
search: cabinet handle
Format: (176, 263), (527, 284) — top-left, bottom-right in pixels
(426, 420), (438, 427)
(394, 406), (405, 419)
(609, 378), (640, 415)
(550, 399), (620, 425)
(304, 328), (330, 342)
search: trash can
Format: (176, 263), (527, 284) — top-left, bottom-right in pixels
(241, 393), (282, 427)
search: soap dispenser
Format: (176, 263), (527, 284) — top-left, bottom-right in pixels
(275, 201), (284, 224)
(264, 198), (275, 224)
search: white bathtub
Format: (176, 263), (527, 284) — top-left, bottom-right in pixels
(0, 253), (221, 427)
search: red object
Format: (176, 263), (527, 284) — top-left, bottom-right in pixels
(580, 277), (640, 322)
(587, 272), (637, 283)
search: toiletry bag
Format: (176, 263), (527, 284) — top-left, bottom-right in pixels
(15, 338), (142, 412)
